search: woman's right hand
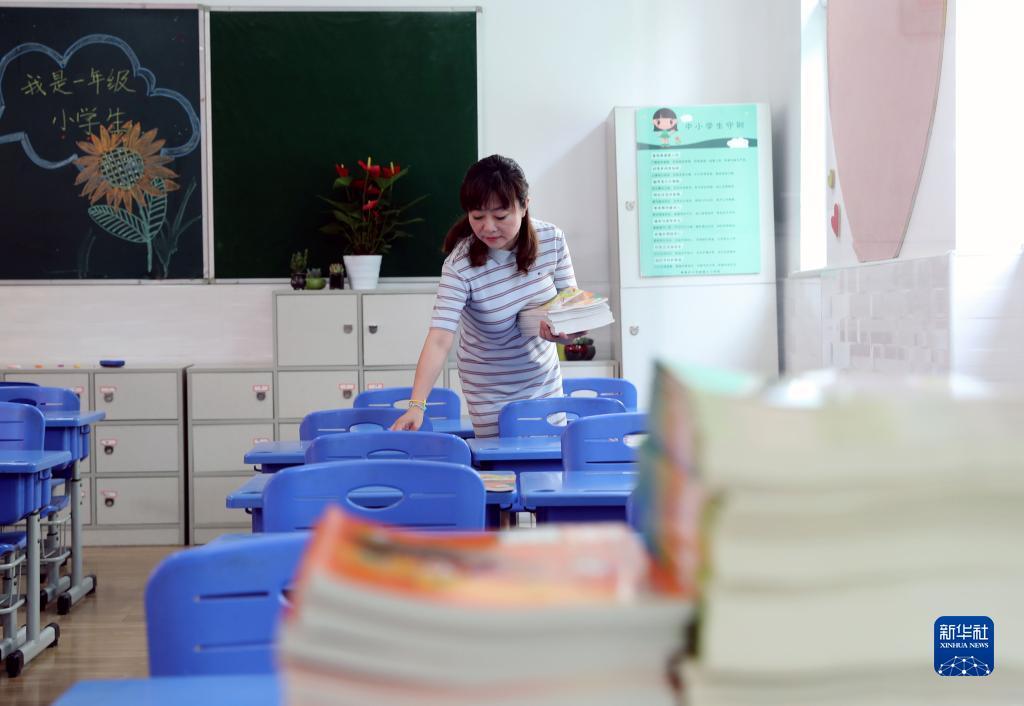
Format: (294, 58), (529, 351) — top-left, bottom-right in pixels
(391, 407), (425, 431)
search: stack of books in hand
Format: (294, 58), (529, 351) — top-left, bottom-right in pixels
(638, 364), (1024, 705)
(279, 507), (693, 706)
(518, 287), (614, 338)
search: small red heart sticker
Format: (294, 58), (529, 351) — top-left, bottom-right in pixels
(831, 203), (841, 237)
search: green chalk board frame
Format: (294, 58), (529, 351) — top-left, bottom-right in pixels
(209, 9), (479, 280)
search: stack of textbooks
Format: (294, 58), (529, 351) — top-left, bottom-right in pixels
(638, 364), (1024, 704)
(518, 287), (614, 338)
(279, 507), (694, 706)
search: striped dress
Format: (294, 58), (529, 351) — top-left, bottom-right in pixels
(430, 219), (577, 438)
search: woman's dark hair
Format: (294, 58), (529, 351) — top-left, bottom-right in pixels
(443, 154), (537, 273)
(652, 107), (679, 131)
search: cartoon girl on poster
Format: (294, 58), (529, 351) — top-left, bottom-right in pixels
(652, 107), (682, 146)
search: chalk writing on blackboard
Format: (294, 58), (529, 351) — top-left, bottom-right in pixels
(0, 32), (201, 276)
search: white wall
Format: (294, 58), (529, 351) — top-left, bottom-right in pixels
(0, 0), (801, 367)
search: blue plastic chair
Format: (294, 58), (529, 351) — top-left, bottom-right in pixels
(354, 387), (461, 420)
(497, 397), (625, 437)
(299, 407), (432, 440)
(563, 378), (638, 412)
(145, 532), (308, 676)
(0, 401), (45, 454)
(0, 382), (38, 387)
(562, 412), (648, 476)
(0, 386), (79, 411)
(262, 459), (486, 532)
(306, 430), (471, 465)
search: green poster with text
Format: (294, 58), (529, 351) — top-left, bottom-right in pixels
(636, 104), (761, 277)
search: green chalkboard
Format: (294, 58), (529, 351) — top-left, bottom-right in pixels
(0, 7), (204, 279)
(210, 11), (478, 279)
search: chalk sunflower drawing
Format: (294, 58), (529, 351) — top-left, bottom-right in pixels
(73, 122), (180, 272)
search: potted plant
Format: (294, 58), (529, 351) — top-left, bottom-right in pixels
(289, 249), (308, 290)
(328, 262), (344, 289)
(305, 267), (326, 290)
(319, 158), (425, 289)
(564, 336), (596, 361)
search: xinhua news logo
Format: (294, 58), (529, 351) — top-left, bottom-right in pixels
(934, 616), (994, 676)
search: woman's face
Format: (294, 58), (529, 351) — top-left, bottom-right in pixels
(468, 195), (529, 250)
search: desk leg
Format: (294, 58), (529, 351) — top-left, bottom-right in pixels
(57, 462), (96, 615)
(6, 511), (59, 677)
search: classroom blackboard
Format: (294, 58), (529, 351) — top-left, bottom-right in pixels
(210, 11), (477, 279)
(0, 7), (203, 279)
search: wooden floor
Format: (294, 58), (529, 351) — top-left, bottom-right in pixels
(1, 546), (177, 706)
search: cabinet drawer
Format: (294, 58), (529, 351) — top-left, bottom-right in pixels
(277, 370), (359, 419)
(276, 294), (358, 367)
(362, 368), (416, 393)
(95, 425), (180, 474)
(193, 475), (254, 526)
(361, 293), (435, 366)
(95, 372), (179, 420)
(4, 372), (91, 407)
(95, 477), (179, 525)
(192, 423), (274, 473)
(278, 423), (300, 441)
(191, 372), (274, 420)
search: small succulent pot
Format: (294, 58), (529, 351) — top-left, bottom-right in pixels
(329, 273), (344, 289)
(305, 276), (326, 290)
(290, 272), (306, 290)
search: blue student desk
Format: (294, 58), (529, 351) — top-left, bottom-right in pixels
(518, 470), (637, 522)
(53, 673), (281, 706)
(41, 409), (105, 612)
(465, 436), (564, 472)
(0, 448), (73, 675)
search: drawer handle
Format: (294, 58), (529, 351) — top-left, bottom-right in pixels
(101, 490), (117, 508)
(104, 445), (115, 455)
(343, 388), (353, 399)
(105, 497), (115, 507)
(256, 391), (266, 401)
(629, 326), (640, 336)
(368, 324), (378, 334)
(104, 392), (115, 403)
(343, 324), (353, 334)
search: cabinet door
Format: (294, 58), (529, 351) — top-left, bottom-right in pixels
(95, 372), (179, 420)
(277, 370), (360, 419)
(95, 424), (180, 474)
(192, 423), (274, 473)
(619, 284), (778, 409)
(193, 475), (254, 526)
(276, 294), (358, 367)
(362, 293), (435, 366)
(191, 372), (274, 420)
(361, 368), (416, 393)
(95, 477), (179, 525)
(561, 362), (617, 379)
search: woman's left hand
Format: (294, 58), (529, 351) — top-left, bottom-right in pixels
(539, 320), (585, 344)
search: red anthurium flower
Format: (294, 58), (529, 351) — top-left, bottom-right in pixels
(358, 158), (382, 178)
(334, 163), (349, 177)
(362, 199), (379, 211)
(382, 162), (402, 178)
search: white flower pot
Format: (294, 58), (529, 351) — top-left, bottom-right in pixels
(343, 255), (383, 290)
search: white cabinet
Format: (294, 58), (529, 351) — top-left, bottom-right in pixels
(277, 370), (360, 419)
(187, 368), (275, 543)
(87, 366), (186, 545)
(275, 293), (358, 367)
(362, 368), (416, 392)
(608, 106), (779, 409)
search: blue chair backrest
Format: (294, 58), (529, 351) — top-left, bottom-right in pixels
(299, 407), (432, 440)
(0, 386), (80, 411)
(145, 532), (308, 676)
(354, 387), (461, 420)
(0, 381), (39, 387)
(306, 430), (471, 465)
(263, 459), (486, 532)
(0, 401), (45, 450)
(497, 397), (625, 437)
(563, 378), (638, 412)
(562, 412), (648, 474)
